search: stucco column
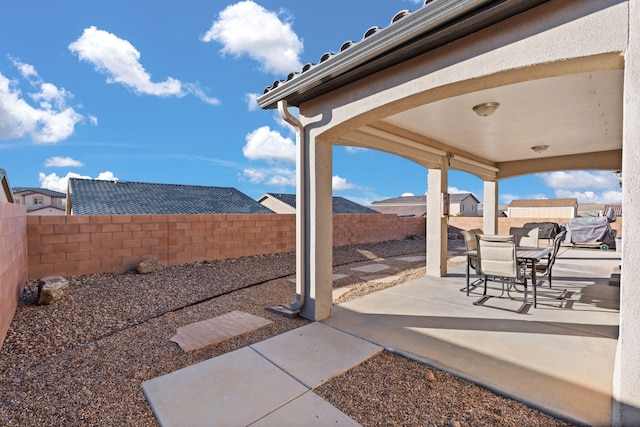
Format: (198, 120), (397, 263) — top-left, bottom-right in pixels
(613, 0), (640, 423)
(298, 133), (333, 321)
(483, 180), (499, 234)
(426, 161), (448, 277)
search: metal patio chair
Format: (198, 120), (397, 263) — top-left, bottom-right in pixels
(474, 234), (531, 313)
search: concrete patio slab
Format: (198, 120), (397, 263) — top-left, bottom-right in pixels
(323, 248), (620, 426)
(350, 263), (390, 273)
(332, 287), (351, 301)
(142, 346), (308, 427)
(250, 391), (361, 426)
(251, 322), (382, 389)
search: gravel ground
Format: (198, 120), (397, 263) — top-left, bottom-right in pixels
(0, 238), (573, 426)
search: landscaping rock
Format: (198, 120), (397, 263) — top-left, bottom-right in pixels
(136, 257), (164, 274)
(38, 276), (69, 305)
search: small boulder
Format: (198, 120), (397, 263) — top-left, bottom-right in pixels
(38, 276), (69, 305)
(136, 257), (164, 274)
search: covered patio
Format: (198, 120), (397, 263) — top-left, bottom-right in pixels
(324, 246), (620, 426)
(258, 0), (639, 423)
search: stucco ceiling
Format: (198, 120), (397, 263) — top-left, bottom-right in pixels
(382, 69), (623, 164)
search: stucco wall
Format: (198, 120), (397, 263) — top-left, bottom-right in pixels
(0, 202), (27, 350)
(26, 214), (425, 280)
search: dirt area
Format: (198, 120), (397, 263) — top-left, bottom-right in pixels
(0, 238), (572, 426)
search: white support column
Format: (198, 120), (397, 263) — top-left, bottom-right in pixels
(299, 133), (333, 321)
(426, 160), (448, 277)
(613, 0), (640, 423)
(483, 180), (499, 234)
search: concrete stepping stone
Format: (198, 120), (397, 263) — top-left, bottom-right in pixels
(350, 263), (390, 273)
(251, 322), (382, 389)
(170, 311), (272, 352)
(250, 391), (361, 426)
(394, 256), (426, 262)
(142, 347), (307, 426)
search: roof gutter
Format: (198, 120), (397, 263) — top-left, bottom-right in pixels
(258, 0), (549, 110)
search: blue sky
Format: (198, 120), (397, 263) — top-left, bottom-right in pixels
(0, 0), (623, 206)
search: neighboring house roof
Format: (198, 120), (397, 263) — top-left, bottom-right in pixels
(508, 198), (578, 208)
(68, 179), (274, 215)
(258, 193), (379, 214)
(27, 205), (65, 213)
(369, 195), (427, 217)
(449, 193), (480, 204)
(1, 169), (14, 203)
(13, 187), (66, 198)
(477, 204), (509, 217)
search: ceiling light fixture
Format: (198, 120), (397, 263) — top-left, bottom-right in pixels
(472, 102), (500, 117)
(531, 145), (550, 153)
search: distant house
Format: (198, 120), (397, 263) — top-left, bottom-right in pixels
(369, 195), (427, 217)
(478, 204), (509, 217)
(12, 187), (66, 216)
(369, 193), (479, 217)
(449, 193), (480, 216)
(578, 202), (622, 217)
(1, 169), (14, 203)
(508, 198), (578, 218)
(257, 193), (379, 214)
(67, 179), (274, 215)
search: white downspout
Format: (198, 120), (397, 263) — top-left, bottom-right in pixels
(277, 100), (306, 311)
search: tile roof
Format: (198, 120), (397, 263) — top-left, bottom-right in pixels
(508, 198), (577, 208)
(258, 1), (548, 109)
(370, 193), (477, 206)
(261, 193), (379, 214)
(370, 195), (426, 205)
(12, 187), (66, 198)
(68, 179), (274, 215)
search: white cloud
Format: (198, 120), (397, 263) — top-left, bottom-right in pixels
(0, 63), (83, 143)
(69, 26), (219, 104)
(243, 126), (296, 163)
(538, 170), (622, 203)
(89, 115), (98, 126)
(332, 175), (356, 191)
(69, 26), (183, 96)
(540, 171), (618, 190)
(241, 167), (295, 187)
(345, 146), (368, 154)
(39, 170), (118, 193)
(555, 189), (622, 204)
(202, 0), (303, 75)
(448, 186), (472, 194)
(45, 156), (84, 168)
(401, 193), (415, 197)
(245, 93), (259, 111)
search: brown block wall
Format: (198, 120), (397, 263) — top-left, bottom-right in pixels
(0, 202), (27, 349)
(333, 214), (425, 246)
(27, 214), (297, 279)
(26, 213), (425, 280)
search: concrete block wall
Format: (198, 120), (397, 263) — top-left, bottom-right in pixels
(26, 214), (297, 280)
(0, 202), (27, 348)
(26, 214), (424, 280)
(333, 214), (425, 246)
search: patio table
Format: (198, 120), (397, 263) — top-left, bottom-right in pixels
(465, 246), (553, 309)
